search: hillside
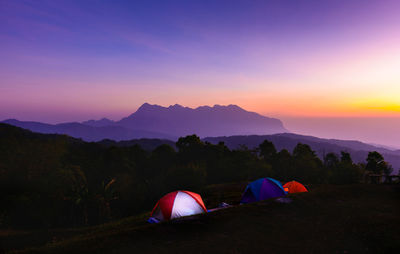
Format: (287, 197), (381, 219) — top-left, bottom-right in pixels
(1, 119), (175, 141)
(0, 123), (174, 151)
(3, 184), (399, 254)
(1, 123), (399, 253)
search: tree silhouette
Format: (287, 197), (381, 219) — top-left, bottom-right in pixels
(176, 135), (205, 163)
(324, 152), (339, 168)
(340, 151), (353, 164)
(273, 149), (293, 181)
(366, 151), (386, 174)
(293, 143), (324, 183)
(328, 151), (362, 184)
(259, 140), (277, 164)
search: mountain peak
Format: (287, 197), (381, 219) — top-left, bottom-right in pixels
(136, 103), (166, 112)
(210, 104), (244, 112)
(168, 104), (184, 109)
(227, 104), (241, 109)
(138, 102), (152, 110)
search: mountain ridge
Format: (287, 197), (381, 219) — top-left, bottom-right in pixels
(1, 119), (176, 141)
(116, 103), (287, 137)
(1, 103), (287, 141)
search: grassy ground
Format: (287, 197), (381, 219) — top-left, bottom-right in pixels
(2, 184), (399, 254)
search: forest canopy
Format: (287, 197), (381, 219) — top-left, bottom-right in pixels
(0, 124), (392, 228)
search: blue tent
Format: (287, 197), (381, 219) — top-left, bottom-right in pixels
(240, 177), (286, 204)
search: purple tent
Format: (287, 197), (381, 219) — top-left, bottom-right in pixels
(240, 178), (286, 204)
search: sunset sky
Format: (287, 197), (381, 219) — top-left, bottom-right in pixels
(1, 0), (400, 147)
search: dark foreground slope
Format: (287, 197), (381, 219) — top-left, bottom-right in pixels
(5, 184), (400, 254)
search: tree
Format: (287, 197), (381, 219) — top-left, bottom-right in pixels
(340, 151), (353, 164)
(272, 149), (293, 181)
(149, 144), (177, 175)
(383, 163), (393, 176)
(54, 166), (90, 226)
(165, 163), (207, 192)
(366, 151), (386, 174)
(292, 143), (324, 183)
(259, 140), (277, 163)
(176, 135), (204, 152)
(176, 135), (205, 163)
(328, 151), (362, 184)
(324, 152), (339, 168)
(96, 178), (117, 222)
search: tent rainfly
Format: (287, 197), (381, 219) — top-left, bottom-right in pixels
(149, 190), (207, 222)
(240, 177), (286, 204)
(283, 181), (308, 193)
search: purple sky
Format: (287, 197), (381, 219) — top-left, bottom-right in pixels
(1, 0), (399, 147)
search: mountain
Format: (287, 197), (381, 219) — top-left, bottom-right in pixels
(270, 133), (400, 156)
(0, 123), (175, 152)
(116, 103), (287, 137)
(203, 133), (400, 174)
(82, 118), (115, 127)
(1, 103), (287, 141)
(1, 119), (175, 142)
(3, 103), (398, 171)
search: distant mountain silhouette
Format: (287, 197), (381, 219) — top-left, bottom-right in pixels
(1, 119), (175, 142)
(203, 134), (400, 174)
(115, 103), (287, 137)
(0, 123), (175, 152)
(1, 103), (287, 141)
(82, 118), (115, 127)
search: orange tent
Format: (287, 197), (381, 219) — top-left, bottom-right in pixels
(283, 181), (308, 193)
